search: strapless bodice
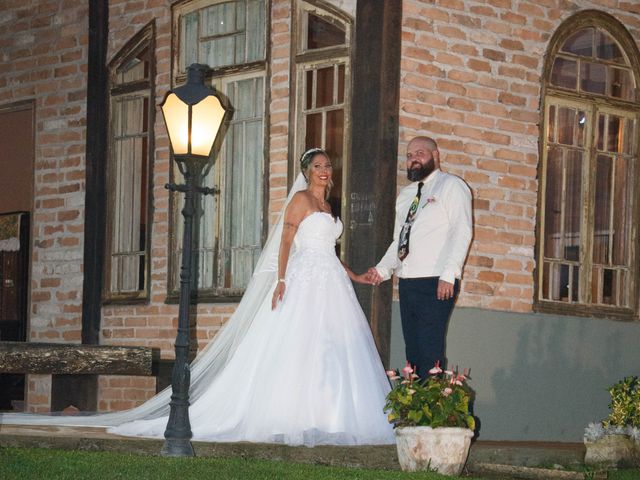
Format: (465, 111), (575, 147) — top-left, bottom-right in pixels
(293, 211), (343, 254)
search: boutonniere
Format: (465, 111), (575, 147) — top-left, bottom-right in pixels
(421, 196), (436, 208)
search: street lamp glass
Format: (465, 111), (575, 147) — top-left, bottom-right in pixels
(191, 95), (226, 156)
(161, 93), (190, 155)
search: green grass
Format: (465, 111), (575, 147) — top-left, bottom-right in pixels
(609, 471), (640, 480)
(1, 447), (639, 479)
(0, 447), (483, 480)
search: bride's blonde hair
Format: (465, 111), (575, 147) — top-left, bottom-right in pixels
(299, 148), (333, 200)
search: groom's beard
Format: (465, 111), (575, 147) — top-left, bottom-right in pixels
(407, 158), (435, 181)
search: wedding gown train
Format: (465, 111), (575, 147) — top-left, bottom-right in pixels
(110, 211), (395, 446)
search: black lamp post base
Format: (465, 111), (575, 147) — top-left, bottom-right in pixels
(161, 438), (195, 457)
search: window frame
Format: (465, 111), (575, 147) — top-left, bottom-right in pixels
(535, 11), (640, 320)
(290, 0), (352, 258)
(103, 22), (156, 304)
(167, 0), (269, 303)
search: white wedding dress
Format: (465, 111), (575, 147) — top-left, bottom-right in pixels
(110, 211), (394, 445)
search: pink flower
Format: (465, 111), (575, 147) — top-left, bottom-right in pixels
(443, 387), (453, 397)
(386, 370), (396, 378)
(428, 360), (443, 375)
(402, 362), (414, 375)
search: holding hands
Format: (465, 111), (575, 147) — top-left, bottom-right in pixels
(365, 267), (383, 285)
(350, 267), (383, 286)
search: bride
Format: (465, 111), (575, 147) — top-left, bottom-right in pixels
(1, 148), (395, 447)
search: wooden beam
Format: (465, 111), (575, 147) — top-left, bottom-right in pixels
(0, 342), (158, 375)
(81, 0), (109, 345)
(346, 0), (402, 367)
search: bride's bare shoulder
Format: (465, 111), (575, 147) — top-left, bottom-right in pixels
(289, 191), (312, 208)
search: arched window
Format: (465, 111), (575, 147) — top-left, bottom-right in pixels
(104, 23), (155, 302)
(536, 12), (640, 319)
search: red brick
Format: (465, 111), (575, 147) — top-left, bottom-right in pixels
(467, 58), (492, 73)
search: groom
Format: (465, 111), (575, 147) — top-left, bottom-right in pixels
(367, 136), (472, 378)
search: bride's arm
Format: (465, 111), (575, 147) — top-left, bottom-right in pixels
(272, 194), (306, 309)
(341, 261), (375, 285)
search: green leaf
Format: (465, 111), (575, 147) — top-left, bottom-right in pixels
(466, 416), (476, 431)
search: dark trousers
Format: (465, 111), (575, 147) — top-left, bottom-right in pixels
(398, 276), (459, 379)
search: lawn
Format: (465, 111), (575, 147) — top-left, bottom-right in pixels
(0, 447), (480, 479)
(1, 447), (639, 479)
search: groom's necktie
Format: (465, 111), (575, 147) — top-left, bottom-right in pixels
(397, 182), (423, 261)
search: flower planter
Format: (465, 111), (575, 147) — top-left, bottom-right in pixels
(584, 434), (640, 468)
(395, 426), (474, 475)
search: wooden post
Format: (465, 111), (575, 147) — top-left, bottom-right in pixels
(81, 0), (109, 345)
(345, 0), (402, 367)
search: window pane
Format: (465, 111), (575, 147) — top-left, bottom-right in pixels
(610, 67), (634, 101)
(544, 147), (562, 259)
(116, 47), (149, 85)
(564, 150), (582, 260)
(202, 37), (236, 69)
(550, 263), (570, 301)
(622, 118), (635, 155)
(180, 0), (265, 71)
(183, 12), (199, 69)
(607, 115), (622, 153)
(326, 109), (344, 212)
(561, 28), (593, 56)
(550, 57), (577, 90)
(201, 2), (240, 36)
(547, 105), (556, 143)
(597, 113), (605, 151)
(337, 64), (345, 103)
(602, 268), (617, 305)
(307, 13), (345, 50)
(109, 94), (149, 295)
(557, 107), (576, 145)
(224, 76), (264, 289)
(316, 66), (334, 108)
(306, 70), (313, 109)
(612, 155), (631, 266)
(305, 112), (322, 148)
(596, 29), (624, 63)
(581, 61), (607, 95)
(593, 154), (612, 264)
(246, 0), (266, 62)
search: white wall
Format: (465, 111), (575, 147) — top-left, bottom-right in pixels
(390, 305), (640, 442)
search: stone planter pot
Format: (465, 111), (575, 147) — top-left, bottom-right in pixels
(584, 434), (640, 468)
(395, 426), (474, 475)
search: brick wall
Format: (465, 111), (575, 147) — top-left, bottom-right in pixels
(4, 0), (640, 413)
(0, 0), (89, 411)
(399, 0), (640, 313)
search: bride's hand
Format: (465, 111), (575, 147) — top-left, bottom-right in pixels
(352, 273), (375, 285)
(271, 281), (285, 310)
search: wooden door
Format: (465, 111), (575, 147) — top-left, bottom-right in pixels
(0, 101), (34, 411)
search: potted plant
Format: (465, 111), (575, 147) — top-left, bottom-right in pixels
(385, 361), (476, 475)
(584, 376), (640, 468)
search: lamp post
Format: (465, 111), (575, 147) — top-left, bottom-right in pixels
(159, 63), (229, 457)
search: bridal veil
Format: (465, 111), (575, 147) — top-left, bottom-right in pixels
(0, 173), (309, 427)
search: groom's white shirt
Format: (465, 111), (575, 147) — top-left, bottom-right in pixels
(375, 169), (472, 284)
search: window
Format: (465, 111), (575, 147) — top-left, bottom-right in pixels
(293, 1), (351, 229)
(169, 0), (267, 299)
(536, 13), (640, 319)
(104, 24), (155, 302)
